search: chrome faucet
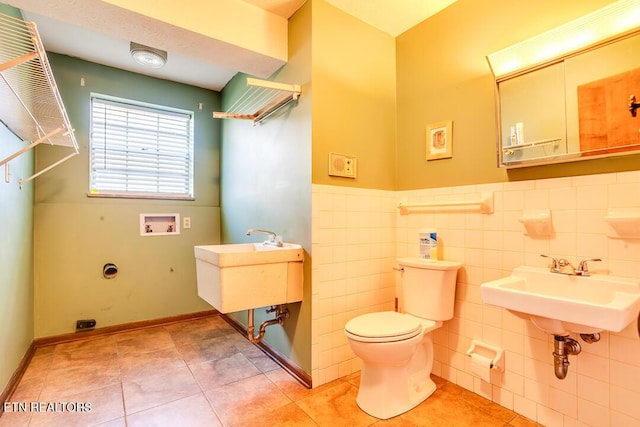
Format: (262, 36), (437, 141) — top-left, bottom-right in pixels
(246, 228), (283, 247)
(540, 254), (564, 273)
(575, 258), (602, 276)
(540, 254), (601, 276)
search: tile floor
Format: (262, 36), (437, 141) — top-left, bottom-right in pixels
(0, 315), (542, 426)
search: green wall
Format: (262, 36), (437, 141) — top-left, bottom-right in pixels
(0, 1), (34, 396)
(220, 2), (312, 373)
(395, 0), (640, 190)
(33, 55), (221, 337)
(0, 123), (34, 392)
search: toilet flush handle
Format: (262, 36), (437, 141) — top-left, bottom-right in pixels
(393, 266), (404, 272)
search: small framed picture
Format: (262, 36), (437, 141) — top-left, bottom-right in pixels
(426, 120), (452, 160)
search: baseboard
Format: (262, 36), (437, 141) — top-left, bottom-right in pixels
(220, 314), (312, 389)
(0, 341), (35, 415)
(34, 309), (219, 347)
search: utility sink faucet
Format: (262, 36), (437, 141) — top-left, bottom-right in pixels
(246, 228), (284, 247)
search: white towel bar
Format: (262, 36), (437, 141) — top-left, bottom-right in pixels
(398, 192), (493, 215)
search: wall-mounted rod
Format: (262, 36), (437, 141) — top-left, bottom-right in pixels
(19, 151), (78, 186)
(0, 127), (64, 168)
(0, 52), (37, 72)
(398, 192), (494, 215)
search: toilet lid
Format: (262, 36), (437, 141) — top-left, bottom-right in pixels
(345, 311), (422, 343)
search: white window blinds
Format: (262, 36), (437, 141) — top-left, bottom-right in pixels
(90, 95), (194, 199)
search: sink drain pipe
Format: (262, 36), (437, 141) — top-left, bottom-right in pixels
(553, 335), (581, 379)
(247, 305), (290, 344)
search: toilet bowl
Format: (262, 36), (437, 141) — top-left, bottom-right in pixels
(344, 258), (461, 419)
(345, 311), (442, 419)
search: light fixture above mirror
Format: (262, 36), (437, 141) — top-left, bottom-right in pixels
(488, 0), (640, 169)
(130, 42), (167, 69)
(487, 0), (640, 80)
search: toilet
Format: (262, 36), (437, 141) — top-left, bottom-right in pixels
(344, 257), (461, 419)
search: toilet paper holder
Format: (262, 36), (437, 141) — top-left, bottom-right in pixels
(466, 340), (505, 372)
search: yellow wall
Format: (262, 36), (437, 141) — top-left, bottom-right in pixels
(395, 0), (639, 190)
(311, 0), (396, 190)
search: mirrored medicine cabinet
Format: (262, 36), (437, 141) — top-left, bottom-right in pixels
(488, 2), (640, 169)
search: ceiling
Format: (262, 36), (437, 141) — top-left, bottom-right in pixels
(5, 0), (456, 91)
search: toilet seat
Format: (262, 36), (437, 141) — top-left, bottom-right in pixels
(345, 311), (423, 343)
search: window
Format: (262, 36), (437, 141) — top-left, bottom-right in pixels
(89, 95), (194, 199)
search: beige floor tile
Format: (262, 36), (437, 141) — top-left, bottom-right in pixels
(0, 409), (32, 427)
(190, 351), (261, 390)
(29, 383), (124, 427)
(165, 316), (236, 347)
(50, 336), (118, 370)
(126, 393), (222, 427)
(508, 415), (544, 427)
(245, 351), (281, 373)
(118, 346), (186, 381)
(391, 386), (508, 427)
(20, 348), (54, 382)
(116, 327), (176, 356)
(239, 402), (318, 427)
(95, 418), (127, 427)
(267, 368), (344, 402)
(345, 371), (361, 388)
(122, 365), (201, 415)
(4, 315), (546, 427)
(296, 380), (378, 427)
(39, 360), (121, 401)
(176, 335), (239, 365)
(52, 335), (117, 353)
(8, 375), (44, 402)
(205, 374), (292, 426)
(373, 416), (427, 426)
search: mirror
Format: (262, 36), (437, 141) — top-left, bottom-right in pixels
(490, 1), (640, 168)
(497, 32), (640, 167)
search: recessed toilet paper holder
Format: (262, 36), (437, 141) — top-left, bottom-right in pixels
(466, 340), (505, 372)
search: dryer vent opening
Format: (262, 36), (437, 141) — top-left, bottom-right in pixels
(103, 263), (118, 279)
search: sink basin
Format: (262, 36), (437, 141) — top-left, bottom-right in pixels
(481, 266), (640, 335)
(194, 243), (303, 313)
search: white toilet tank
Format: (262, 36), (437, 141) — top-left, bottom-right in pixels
(398, 257), (461, 321)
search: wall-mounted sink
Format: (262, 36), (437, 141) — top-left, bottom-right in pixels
(194, 243), (303, 313)
(481, 266), (640, 335)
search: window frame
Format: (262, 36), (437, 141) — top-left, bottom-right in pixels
(88, 94), (195, 200)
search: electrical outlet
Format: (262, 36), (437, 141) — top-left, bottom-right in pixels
(76, 319), (96, 331)
(183, 217), (191, 229)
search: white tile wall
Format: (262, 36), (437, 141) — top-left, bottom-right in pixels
(311, 170), (640, 426)
(311, 184), (398, 385)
